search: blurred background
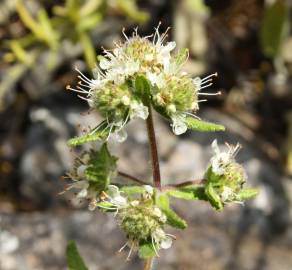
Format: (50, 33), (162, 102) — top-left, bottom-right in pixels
(0, 0), (292, 269)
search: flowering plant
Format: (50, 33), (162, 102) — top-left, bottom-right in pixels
(64, 26), (257, 269)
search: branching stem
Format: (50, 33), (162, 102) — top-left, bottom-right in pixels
(145, 105), (161, 189)
(117, 171), (147, 185)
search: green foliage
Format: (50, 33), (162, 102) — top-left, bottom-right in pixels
(167, 185), (207, 201)
(66, 241), (88, 270)
(138, 242), (157, 259)
(120, 185), (146, 195)
(185, 117), (225, 132)
(260, 0), (289, 57)
(205, 184), (223, 211)
(236, 188), (258, 201)
(67, 121), (109, 146)
(157, 194), (187, 229)
(135, 75), (151, 102)
(85, 143), (117, 190)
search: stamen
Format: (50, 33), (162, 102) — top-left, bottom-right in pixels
(66, 85), (87, 94)
(77, 75), (92, 85)
(198, 91), (221, 96)
(77, 95), (92, 103)
(118, 242), (128, 253)
(126, 242), (135, 261)
(200, 83), (213, 90)
(198, 99), (208, 102)
(122, 27), (129, 41)
(184, 112), (201, 120)
(201, 72), (218, 83)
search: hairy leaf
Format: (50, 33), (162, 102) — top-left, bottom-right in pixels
(85, 143), (118, 191)
(66, 241), (88, 270)
(67, 121), (109, 146)
(237, 188), (258, 201)
(167, 186), (207, 201)
(157, 194), (187, 229)
(185, 117), (225, 132)
(205, 184), (223, 211)
(120, 185), (145, 195)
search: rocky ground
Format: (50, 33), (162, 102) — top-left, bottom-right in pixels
(1, 105), (292, 270)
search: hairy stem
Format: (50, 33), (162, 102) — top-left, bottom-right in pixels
(143, 258), (154, 270)
(146, 105), (161, 189)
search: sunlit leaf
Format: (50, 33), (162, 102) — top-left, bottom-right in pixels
(66, 241), (88, 270)
(185, 117), (225, 132)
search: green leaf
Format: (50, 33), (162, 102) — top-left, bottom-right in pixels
(167, 186), (207, 201)
(67, 121), (109, 146)
(134, 75), (151, 101)
(185, 117), (225, 132)
(260, 0), (288, 57)
(66, 241), (88, 270)
(205, 184), (223, 211)
(96, 201), (116, 212)
(236, 188), (258, 201)
(156, 194), (187, 229)
(138, 242), (156, 259)
(85, 143), (118, 190)
(120, 185), (145, 195)
(174, 48), (189, 67)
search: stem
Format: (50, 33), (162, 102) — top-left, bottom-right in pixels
(164, 179), (206, 190)
(143, 258), (154, 270)
(117, 171), (147, 185)
(146, 105), (161, 189)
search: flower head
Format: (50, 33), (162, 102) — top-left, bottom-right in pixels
(98, 185), (173, 259)
(66, 25), (221, 140)
(204, 140), (250, 209)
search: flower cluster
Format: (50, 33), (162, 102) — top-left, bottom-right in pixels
(99, 185), (173, 259)
(204, 140), (248, 209)
(63, 144), (117, 210)
(67, 25), (220, 140)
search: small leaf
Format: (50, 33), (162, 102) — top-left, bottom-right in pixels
(85, 143), (118, 190)
(138, 242), (156, 259)
(134, 75), (151, 100)
(156, 194), (187, 229)
(205, 184), (223, 211)
(185, 117), (225, 132)
(96, 201), (116, 212)
(236, 188), (258, 201)
(167, 186), (207, 201)
(66, 241), (88, 270)
(120, 185), (145, 195)
(67, 121), (109, 146)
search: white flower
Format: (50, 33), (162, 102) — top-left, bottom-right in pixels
(210, 139), (241, 176)
(152, 228), (173, 251)
(146, 72), (166, 88)
(144, 185), (154, 195)
(130, 101), (149, 120)
(106, 185), (128, 208)
(171, 114), (187, 135)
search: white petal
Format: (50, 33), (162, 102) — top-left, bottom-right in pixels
(160, 237), (172, 249)
(112, 129), (128, 143)
(77, 188), (88, 198)
(107, 185), (120, 198)
(144, 185), (154, 195)
(172, 120), (187, 135)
